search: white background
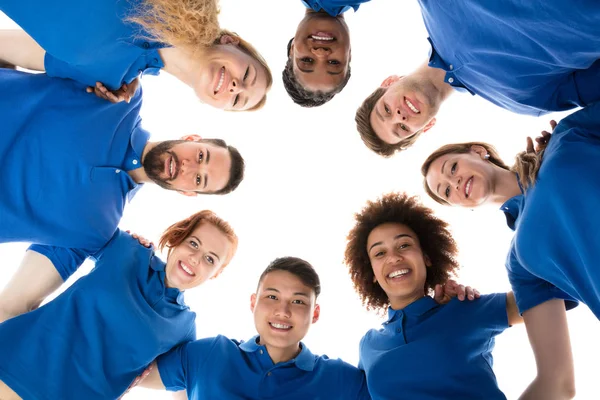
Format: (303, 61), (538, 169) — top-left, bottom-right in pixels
(1, 1), (598, 398)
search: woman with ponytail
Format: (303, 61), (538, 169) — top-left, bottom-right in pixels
(0, 0), (272, 111)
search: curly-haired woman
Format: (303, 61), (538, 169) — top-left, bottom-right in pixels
(344, 192), (575, 399)
(0, 210), (237, 400)
(0, 0), (272, 110)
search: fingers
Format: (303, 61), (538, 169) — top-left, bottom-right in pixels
(474, 289), (481, 298)
(433, 284), (444, 303)
(129, 232), (153, 248)
(549, 119), (557, 130)
(456, 284), (466, 301)
(526, 137), (534, 153)
(464, 286), (477, 300)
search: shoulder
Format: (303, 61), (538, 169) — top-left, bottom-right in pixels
(314, 354), (363, 377)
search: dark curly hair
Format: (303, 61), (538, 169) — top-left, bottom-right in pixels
(344, 192), (459, 312)
(282, 38), (351, 108)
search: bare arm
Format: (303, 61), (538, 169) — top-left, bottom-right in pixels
(0, 29), (46, 71)
(135, 361), (186, 397)
(0, 250), (63, 323)
(519, 299), (575, 400)
(505, 292), (523, 326)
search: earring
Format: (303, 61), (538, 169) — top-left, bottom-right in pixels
(484, 154), (490, 160)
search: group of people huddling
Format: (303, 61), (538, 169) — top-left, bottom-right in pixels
(0, 0), (598, 399)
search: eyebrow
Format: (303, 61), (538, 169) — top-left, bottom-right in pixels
(368, 234), (413, 253)
(375, 106), (384, 122)
(251, 65), (257, 86)
(206, 149), (211, 164)
(264, 288), (310, 298)
(436, 160), (448, 195)
(191, 235), (220, 261)
(203, 174), (208, 189)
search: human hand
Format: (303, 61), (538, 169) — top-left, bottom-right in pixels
(526, 119), (556, 154)
(433, 279), (480, 304)
(86, 78), (139, 103)
(126, 230), (154, 248)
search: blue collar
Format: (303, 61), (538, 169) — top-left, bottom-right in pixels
(240, 335), (315, 372)
(499, 174), (525, 231)
(149, 253), (187, 306)
(387, 296), (438, 322)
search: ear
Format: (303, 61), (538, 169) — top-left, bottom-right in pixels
(422, 117), (437, 133)
(312, 304), (321, 324)
(373, 274), (377, 283)
(424, 254), (432, 267)
(470, 144), (489, 160)
(380, 75), (402, 88)
(288, 39), (294, 58)
(180, 134), (202, 142)
(177, 190), (198, 197)
(220, 34), (240, 46)
(250, 293), (257, 312)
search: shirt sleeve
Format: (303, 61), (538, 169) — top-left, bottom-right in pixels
(157, 337), (219, 392)
(27, 244), (89, 281)
(44, 52), (97, 88)
(544, 60), (600, 112)
(506, 248), (578, 314)
(344, 367), (371, 400)
(456, 293), (509, 334)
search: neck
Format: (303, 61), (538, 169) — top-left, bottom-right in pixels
(489, 170), (522, 205)
(261, 339), (302, 364)
(126, 141), (157, 184)
(388, 291), (426, 311)
(414, 61), (454, 103)
(158, 47), (203, 88)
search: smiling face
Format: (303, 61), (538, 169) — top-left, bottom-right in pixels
(193, 37), (270, 111)
(367, 223), (431, 309)
(250, 270), (320, 356)
(370, 75), (440, 145)
(425, 148), (498, 207)
(290, 11), (351, 92)
(143, 136), (232, 195)
(164, 222), (233, 290)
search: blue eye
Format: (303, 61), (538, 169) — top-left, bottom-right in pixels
(451, 163), (457, 174)
(205, 256), (214, 265)
(189, 240), (198, 248)
(445, 186), (450, 198)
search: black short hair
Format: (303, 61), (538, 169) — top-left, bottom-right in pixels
(258, 256), (321, 298)
(201, 138), (245, 195)
(282, 38), (351, 108)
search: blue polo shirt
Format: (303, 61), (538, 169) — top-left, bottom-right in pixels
(0, 69), (148, 279)
(0, 230), (196, 400)
(158, 335), (371, 399)
(359, 295), (509, 400)
(502, 102), (600, 317)
(302, 0), (370, 16)
(418, 0), (600, 116)
(0, 0), (164, 89)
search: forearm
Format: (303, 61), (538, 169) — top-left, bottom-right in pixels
(0, 29), (46, 71)
(519, 376), (575, 400)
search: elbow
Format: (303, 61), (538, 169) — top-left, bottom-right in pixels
(561, 381), (576, 399)
(553, 374), (576, 399)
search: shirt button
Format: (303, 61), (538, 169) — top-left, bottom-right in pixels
(448, 77), (455, 84)
(132, 160), (138, 165)
(143, 42), (150, 49)
(267, 372), (272, 377)
(449, 64), (454, 70)
(259, 350), (263, 355)
(152, 58), (159, 64)
(396, 328), (402, 333)
(115, 169), (121, 173)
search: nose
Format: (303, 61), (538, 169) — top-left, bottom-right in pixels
(453, 176), (462, 191)
(310, 47), (331, 57)
(228, 78), (243, 94)
(394, 107), (407, 121)
(274, 302), (291, 318)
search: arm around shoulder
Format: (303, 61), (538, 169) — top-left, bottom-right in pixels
(518, 299), (575, 400)
(0, 30), (46, 71)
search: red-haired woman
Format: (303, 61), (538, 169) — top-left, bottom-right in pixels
(0, 210), (237, 400)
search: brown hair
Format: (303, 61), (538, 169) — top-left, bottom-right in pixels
(355, 87), (424, 157)
(218, 30), (273, 112)
(344, 192), (459, 313)
(129, 0), (221, 49)
(159, 210), (238, 268)
(421, 142), (544, 205)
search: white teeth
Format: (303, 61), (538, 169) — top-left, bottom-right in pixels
(271, 323), (291, 329)
(465, 177), (472, 197)
(405, 99), (420, 113)
(169, 158), (173, 177)
(215, 68), (225, 93)
(388, 269), (409, 278)
(311, 35), (333, 41)
(180, 262), (195, 276)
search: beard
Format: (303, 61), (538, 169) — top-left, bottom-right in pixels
(142, 140), (188, 190)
